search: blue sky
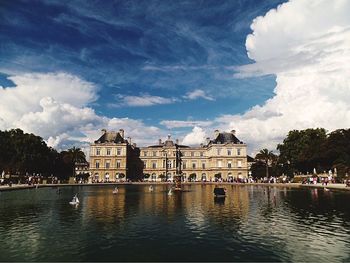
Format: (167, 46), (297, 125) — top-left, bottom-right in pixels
(0, 0), (282, 124)
(1, 0), (348, 153)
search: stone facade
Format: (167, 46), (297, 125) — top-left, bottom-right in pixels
(89, 129), (248, 182)
(140, 130), (248, 182)
(89, 129), (141, 182)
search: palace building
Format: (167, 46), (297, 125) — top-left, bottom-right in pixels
(88, 129), (248, 182)
(89, 129), (142, 182)
(140, 129), (248, 182)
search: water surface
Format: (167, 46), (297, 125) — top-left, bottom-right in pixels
(0, 185), (350, 261)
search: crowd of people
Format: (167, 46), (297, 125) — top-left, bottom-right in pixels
(0, 174), (60, 187)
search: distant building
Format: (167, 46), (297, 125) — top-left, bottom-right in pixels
(88, 129), (248, 182)
(89, 129), (142, 182)
(140, 130), (248, 182)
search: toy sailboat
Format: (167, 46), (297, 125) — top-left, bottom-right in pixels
(69, 194), (80, 205)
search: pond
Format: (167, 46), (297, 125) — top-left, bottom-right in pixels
(0, 184), (350, 261)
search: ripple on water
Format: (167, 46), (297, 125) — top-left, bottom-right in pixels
(1, 185), (350, 262)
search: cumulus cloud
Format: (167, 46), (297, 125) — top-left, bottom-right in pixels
(182, 126), (206, 146)
(160, 120), (213, 129)
(183, 89), (214, 101)
(222, 0), (350, 154)
(0, 72), (98, 130)
(0, 72), (165, 151)
(111, 93), (178, 107)
(15, 97), (102, 139)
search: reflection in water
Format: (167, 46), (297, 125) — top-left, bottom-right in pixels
(214, 196), (225, 205)
(0, 185), (350, 262)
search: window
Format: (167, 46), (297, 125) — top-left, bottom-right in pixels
(200, 152), (204, 157)
(143, 161), (147, 168)
(106, 148), (111, 155)
(116, 160), (121, 168)
(191, 152), (194, 157)
(95, 161), (100, 168)
(202, 162), (206, 169)
(143, 151), (147, 157)
(183, 161), (187, 169)
(192, 162), (196, 169)
(152, 162), (157, 169)
(96, 148), (100, 155)
(167, 160), (172, 169)
(117, 148), (121, 155)
(228, 161), (232, 168)
(217, 160), (222, 168)
(237, 160), (242, 168)
(217, 149), (221, 155)
(237, 148), (241, 156)
(227, 149), (232, 156)
(153, 151), (157, 157)
(105, 161), (110, 169)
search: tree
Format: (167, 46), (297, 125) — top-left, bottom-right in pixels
(61, 147), (87, 177)
(255, 149), (276, 178)
(0, 129), (60, 177)
(321, 129), (350, 180)
(277, 128), (327, 174)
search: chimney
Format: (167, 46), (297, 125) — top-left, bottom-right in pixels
(214, 129), (219, 138)
(119, 129), (124, 138)
(200, 143), (203, 147)
(167, 134), (171, 140)
(101, 129), (107, 134)
(176, 139), (179, 144)
(158, 139), (162, 145)
(127, 137), (131, 144)
(206, 137), (210, 144)
(231, 129), (236, 135)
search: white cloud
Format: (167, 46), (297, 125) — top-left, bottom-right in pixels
(15, 97), (102, 139)
(0, 72), (98, 130)
(0, 72), (166, 151)
(183, 89), (214, 101)
(112, 93), (178, 107)
(223, 0), (350, 153)
(160, 120), (213, 129)
(182, 126), (206, 146)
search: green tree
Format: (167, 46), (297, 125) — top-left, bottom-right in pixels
(321, 129), (350, 180)
(61, 147), (87, 177)
(277, 128), (327, 174)
(255, 149), (277, 178)
(0, 129), (59, 177)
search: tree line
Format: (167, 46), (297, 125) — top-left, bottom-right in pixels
(1, 127), (349, 181)
(0, 129), (86, 179)
(252, 128), (350, 179)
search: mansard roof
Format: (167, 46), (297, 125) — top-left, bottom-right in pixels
(144, 134), (190, 149)
(94, 131), (126, 144)
(209, 131), (243, 145)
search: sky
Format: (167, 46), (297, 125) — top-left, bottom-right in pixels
(1, 0), (350, 156)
